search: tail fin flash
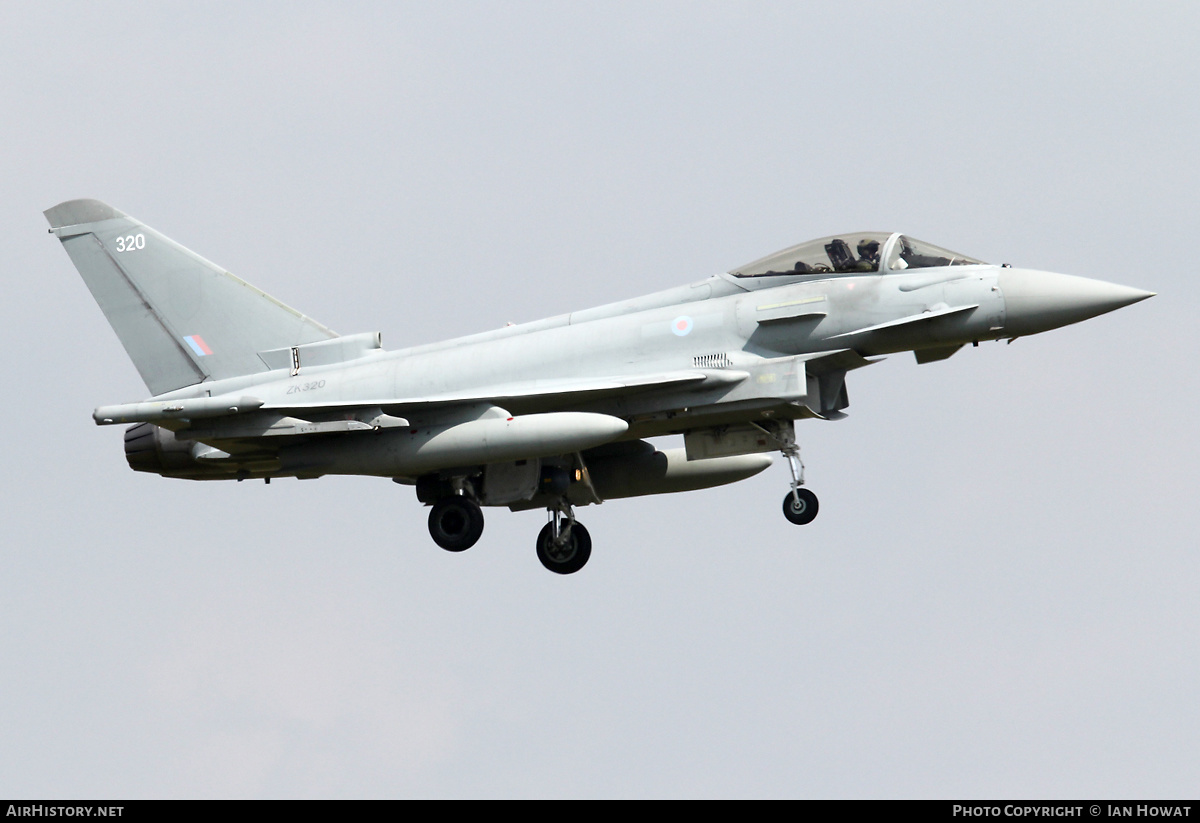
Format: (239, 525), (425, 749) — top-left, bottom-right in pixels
(45, 199), (336, 395)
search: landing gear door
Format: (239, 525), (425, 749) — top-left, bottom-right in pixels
(684, 420), (794, 461)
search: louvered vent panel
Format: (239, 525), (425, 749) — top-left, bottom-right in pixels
(692, 353), (733, 369)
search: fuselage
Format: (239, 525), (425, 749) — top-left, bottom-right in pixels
(145, 252), (1143, 445)
(103, 229), (1152, 484)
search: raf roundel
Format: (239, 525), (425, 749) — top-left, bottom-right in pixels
(671, 316), (693, 336)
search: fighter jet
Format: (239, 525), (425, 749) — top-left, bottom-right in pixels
(46, 199), (1153, 574)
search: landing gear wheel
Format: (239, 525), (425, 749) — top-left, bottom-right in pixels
(428, 497), (484, 551)
(782, 488), (819, 525)
(536, 521), (592, 575)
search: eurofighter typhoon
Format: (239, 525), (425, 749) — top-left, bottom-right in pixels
(46, 200), (1153, 574)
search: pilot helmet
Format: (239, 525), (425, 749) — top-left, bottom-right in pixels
(857, 238), (881, 263)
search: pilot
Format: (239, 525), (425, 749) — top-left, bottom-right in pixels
(856, 238), (881, 271)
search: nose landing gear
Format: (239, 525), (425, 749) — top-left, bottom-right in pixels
(749, 420), (820, 526)
(780, 441), (819, 525)
(783, 487), (819, 524)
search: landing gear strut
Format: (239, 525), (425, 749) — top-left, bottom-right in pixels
(780, 441), (818, 525)
(751, 420), (820, 526)
(428, 495), (485, 551)
(536, 503), (591, 574)
(777, 441), (816, 525)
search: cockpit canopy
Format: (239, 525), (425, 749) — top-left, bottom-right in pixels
(730, 233), (985, 278)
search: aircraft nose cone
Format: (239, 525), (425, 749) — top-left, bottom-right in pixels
(999, 269), (1154, 336)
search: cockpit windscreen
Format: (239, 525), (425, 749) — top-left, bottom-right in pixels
(731, 233), (986, 278)
(887, 236), (985, 270)
(730, 233), (891, 277)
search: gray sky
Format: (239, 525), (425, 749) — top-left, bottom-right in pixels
(2, 1), (1196, 798)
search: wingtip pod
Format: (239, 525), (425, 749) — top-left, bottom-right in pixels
(44, 199), (128, 230)
(94, 395), (265, 425)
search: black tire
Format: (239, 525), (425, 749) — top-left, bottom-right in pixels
(782, 488), (819, 525)
(428, 497), (485, 551)
(536, 521), (592, 575)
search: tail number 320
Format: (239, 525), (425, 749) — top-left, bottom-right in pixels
(114, 234), (146, 252)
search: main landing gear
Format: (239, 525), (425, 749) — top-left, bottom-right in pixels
(536, 504), (591, 575)
(424, 490), (592, 575)
(428, 495), (485, 551)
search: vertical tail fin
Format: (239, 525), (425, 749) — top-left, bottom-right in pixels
(45, 199), (337, 395)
